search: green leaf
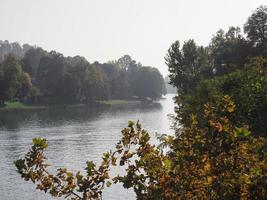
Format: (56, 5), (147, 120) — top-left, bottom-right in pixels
(85, 161), (95, 175)
(76, 171), (83, 181)
(32, 138), (48, 149)
(128, 121), (134, 127)
(250, 167), (262, 175)
(234, 127), (251, 137)
(164, 159), (172, 170)
(102, 152), (110, 161)
(106, 181), (112, 187)
(14, 159), (26, 174)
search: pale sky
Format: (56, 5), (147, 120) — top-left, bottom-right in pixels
(0, 0), (266, 76)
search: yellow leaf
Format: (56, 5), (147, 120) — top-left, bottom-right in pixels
(204, 163), (211, 172)
(207, 176), (213, 184)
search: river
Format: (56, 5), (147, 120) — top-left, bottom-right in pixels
(0, 94), (175, 200)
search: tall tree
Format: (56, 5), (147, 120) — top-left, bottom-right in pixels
(117, 55), (136, 71)
(17, 72), (32, 100)
(244, 5), (267, 52)
(165, 40), (211, 94)
(37, 51), (65, 98)
(132, 67), (165, 100)
(22, 47), (47, 78)
(210, 27), (249, 75)
(0, 54), (23, 104)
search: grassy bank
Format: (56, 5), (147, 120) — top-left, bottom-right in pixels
(0, 102), (47, 113)
(0, 99), (143, 113)
(97, 99), (141, 106)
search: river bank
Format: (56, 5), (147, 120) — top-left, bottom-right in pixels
(0, 99), (149, 113)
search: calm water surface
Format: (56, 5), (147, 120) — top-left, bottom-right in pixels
(0, 94), (175, 200)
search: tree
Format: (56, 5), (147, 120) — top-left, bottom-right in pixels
(0, 41), (34, 60)
(218, 57), (267, 135)
(37, 51), (65, 99)
(166, 8), (267, 136)
(0, 54), (23, 104)
(209, 27), (250, 76)
(117, 55), (137, 71)
(98, 61), (130, 99)
(165, 40), (211, 94)
(11, 42), (23, 57)
(131, 67), (165, 100)
(22, 47), (47, 78)
(17, 72), (32, 100)
(244, 6), (267, 51)
(174, 56), (267, 136)
(81, 64), (106, 103)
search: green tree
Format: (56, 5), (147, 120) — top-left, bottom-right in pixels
(17, 72), (32, 100)
(244, 6), (267, 52)
(22, 47), (47, 78)
(117, 55), (136, 71)
(0, 54), (23, 104)
(166, 7), (267, 136)
(165, 40), (211, 94)
(37, 51), (65, 101)
(132, 67), (165, 100)
(219, 57), (267, 135)
(210, 27), (250, 75)
(98, 61), (130, 99)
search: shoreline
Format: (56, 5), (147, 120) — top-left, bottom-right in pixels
(0, 99), (150, 113)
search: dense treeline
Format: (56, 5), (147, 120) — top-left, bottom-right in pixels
(0, 45), (166, 106)
(166, 5), (267, 136)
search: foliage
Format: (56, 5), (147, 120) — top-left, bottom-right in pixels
(112, 97), (267, 199)
(209, 27), (250, 75)
(99, 55), (166, 100)
(173, 56), (267, 135)
(37, 51), (66, 98)
(0, 40), (33, 61)
(131, 66), (165, 100)
(166, 5), (267, 136)
(1, 50), (166, 106)
(13, 4), (267, 200)
(15, 137), (113, 200)
(15, 97), (267, 199)
(165, 39), (212, 94)
(0, 54), (32, 105)
(244, 5), (267, 51)
(17, 72), (32, 99)
(22, 47), (47, 78)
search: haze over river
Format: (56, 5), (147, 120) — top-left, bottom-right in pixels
(0, 94), (175, 200)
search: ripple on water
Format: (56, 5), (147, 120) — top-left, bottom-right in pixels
(0, 94), (175, 200)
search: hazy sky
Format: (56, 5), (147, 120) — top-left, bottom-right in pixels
(0, 0), (266, 75)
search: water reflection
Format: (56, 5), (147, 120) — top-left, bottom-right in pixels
(0, 94), (175, 200)
(0, 102), (162, 131)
